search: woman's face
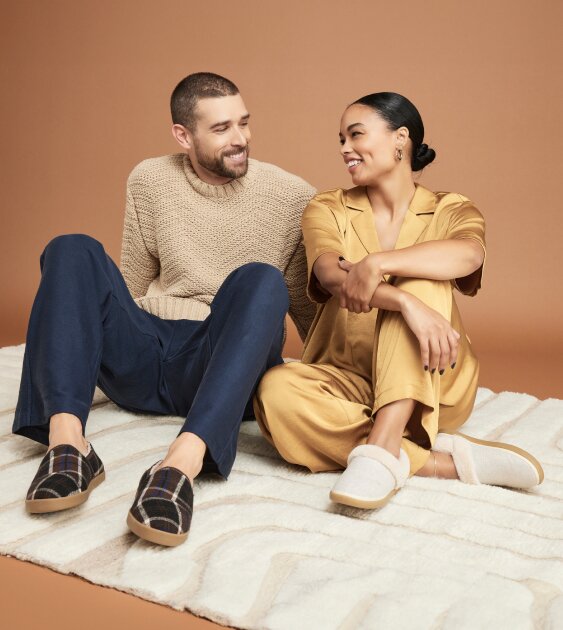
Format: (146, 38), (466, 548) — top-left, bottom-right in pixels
(339, 104), (408, 186)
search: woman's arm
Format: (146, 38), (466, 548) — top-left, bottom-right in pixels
(371, 239), (485, 281)
(313, 252), (460, 371)
(336, 239), (484, 313)
(314, 253), (404, 310)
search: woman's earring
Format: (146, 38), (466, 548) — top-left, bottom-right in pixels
(395, 147), (403, 161)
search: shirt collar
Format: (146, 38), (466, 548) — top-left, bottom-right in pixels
(345, 182), (438, 215)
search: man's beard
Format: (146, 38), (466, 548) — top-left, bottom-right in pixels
(193, 140), (250, 180)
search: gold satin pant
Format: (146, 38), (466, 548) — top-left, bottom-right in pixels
(253, 278), (479, 475)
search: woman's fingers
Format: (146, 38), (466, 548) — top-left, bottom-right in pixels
(438, 336), (450, 374)
(448, 330), (459, 369)
(428, 338), (441, 373)
(419, 338), (430, 371)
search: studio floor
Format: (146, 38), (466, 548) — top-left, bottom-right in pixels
(2, 340), (560, 630)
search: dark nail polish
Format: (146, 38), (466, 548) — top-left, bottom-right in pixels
(451, 362), (456, 369)
(439, 369), (445, 375)
(424, 365), (428, 371)
(338, 256), (345, 261)
(431, 368), (436, 374)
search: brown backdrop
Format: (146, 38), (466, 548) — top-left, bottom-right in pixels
(2, 3), (563, 629)
(2, 0), (563, 386)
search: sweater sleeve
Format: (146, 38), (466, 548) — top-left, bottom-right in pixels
(120, 184), (160, 299)
(284, 236), (317, 342)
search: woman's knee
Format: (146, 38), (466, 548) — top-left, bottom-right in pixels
(391, 277), (452, 317)
(256, 363), (292, 408)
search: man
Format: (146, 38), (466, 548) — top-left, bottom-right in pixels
(13, 72), (316, 547)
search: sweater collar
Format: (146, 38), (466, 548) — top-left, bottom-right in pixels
(182, 154), (257, 199)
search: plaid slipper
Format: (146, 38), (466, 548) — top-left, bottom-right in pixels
(126, 461), (193, 547)
(25, 442), (105, 513)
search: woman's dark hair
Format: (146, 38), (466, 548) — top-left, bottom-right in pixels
(352, 92), (436, 171)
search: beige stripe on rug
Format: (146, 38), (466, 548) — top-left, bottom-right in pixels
(1, 344), (562, 629)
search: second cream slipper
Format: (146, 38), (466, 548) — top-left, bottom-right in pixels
(329, 444), (410, 509)
(433, 432), (544, 489)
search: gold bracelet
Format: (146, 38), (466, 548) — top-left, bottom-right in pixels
(433, 452), (438, 478)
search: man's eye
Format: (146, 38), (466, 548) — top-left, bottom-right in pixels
(215, 128), (228, 133)
(240, 121), (249, 126)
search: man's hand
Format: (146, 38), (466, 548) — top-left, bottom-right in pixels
(338, 254), (384, 313)
(400, 293), (461, 373)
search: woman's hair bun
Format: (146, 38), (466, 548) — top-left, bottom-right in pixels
(412, 143), (436, 171)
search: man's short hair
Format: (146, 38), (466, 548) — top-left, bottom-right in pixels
(170, 72), (239, 131)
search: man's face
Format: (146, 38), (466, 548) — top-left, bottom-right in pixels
(190, 94), (251, 180)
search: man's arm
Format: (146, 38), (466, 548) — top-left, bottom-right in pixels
(120, 185), (160, 299)
(284, 239), (317, 342)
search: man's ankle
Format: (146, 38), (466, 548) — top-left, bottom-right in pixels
(48, 413), (88, 455)
(157, 432), (207, 484)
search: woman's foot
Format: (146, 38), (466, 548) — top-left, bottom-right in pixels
(433, 432), (544, 489)
(330, 445), (410, 509)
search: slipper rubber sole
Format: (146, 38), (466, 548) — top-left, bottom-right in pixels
(25, 470), (106, 513)
(126, 511), (188, 547)
(329, 487), (399, 509)
(443, 431), (544, 485)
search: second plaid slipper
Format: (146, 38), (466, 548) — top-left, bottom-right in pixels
(126, 461), (194, 547)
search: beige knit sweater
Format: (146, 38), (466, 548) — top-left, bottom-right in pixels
(119, 153), (317, 341)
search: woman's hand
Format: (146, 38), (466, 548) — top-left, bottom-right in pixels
(338, 254), (384, 313)
(400, 293), (461, 373)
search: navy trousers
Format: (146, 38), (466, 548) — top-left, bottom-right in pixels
(12, 234), (288, 479)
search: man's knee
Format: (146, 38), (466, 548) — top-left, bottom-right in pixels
(229, 262), (289, 312)
(44, 233), (104, 257)
(41, 234), (105, 270)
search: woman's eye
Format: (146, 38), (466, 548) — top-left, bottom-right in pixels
(351, 131), (360, 137)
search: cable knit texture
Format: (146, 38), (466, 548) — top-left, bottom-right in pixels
(120, 153), (317, 341)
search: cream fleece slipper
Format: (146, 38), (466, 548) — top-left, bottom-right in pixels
(433, 432), (544, 489)
(329, 445), (410, 509)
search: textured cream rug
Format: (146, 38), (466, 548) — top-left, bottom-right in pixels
(1, 344), (562, 629)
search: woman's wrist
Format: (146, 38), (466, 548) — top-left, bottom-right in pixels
(369, 251), (392, 275)
(366, 252), (385, 275)
(398, 290), (417, 313)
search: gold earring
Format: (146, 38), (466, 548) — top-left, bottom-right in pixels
(396, 147), (403, 161)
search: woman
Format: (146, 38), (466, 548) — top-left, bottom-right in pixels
(253, 92), (543, 509)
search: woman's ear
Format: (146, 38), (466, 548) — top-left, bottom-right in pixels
(396, 126), (410, 148)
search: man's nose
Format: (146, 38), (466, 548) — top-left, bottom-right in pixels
(231, 127), (247, 146)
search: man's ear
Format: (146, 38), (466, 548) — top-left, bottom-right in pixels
(171, 124), (192, 150)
